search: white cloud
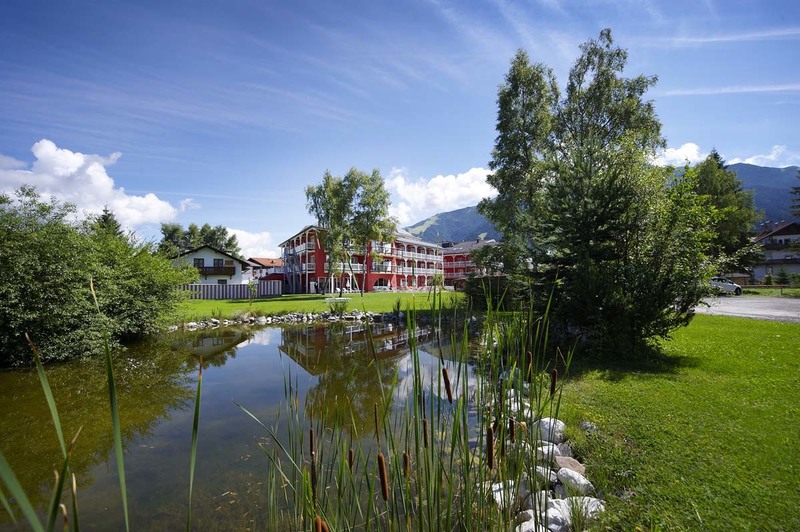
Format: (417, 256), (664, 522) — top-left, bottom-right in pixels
(0, 139), (178, 228)
(655, 143), (708, 166)
(179, 198), (201, 211)
(386, 167), (497, 225)
(228, 228), (280, 259)
(728, 145), (800, 167)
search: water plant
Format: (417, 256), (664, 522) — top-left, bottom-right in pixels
(234, 284), (572, 530)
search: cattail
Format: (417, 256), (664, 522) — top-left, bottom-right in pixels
(321, 520), (329, 532)
(348, 447), (355, 472)
(374, 402), (381, 445)
(310, 427), (315, 455)
(499, 378), (505, 414)
(422, 418), (429, 448)
(487, 425), (494, 470)
(377, 453), (389, 502)
(509, 417), (516, 443)
(550, 368), (558, 398)
(442, 367), (453, 404)
(402, 451), (410, 479)
(527, 351), (533, 381)
(314, 515), (323, 532)
(310, 451), (317, 507)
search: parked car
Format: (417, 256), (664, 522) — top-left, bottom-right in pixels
(710, 276), (742, 295)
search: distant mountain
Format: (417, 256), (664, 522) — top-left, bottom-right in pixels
(405, 205), (501, 244)
(728, 163), (797, 224)
(404, 164), (797, 244)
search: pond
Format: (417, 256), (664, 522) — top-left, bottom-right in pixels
(0, 323), (477, 530)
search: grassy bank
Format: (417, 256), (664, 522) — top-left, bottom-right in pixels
(177, 291), (465, 321)
(560, 314), (800, 530)
(742, 287), (800, 298)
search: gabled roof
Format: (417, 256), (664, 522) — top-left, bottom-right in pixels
(442, 239), (498, 255)
(250, 257), (284, 267)
(755, 221), (800, 243)
(173, 245), (250, 268)
(278, 225), (324, 248)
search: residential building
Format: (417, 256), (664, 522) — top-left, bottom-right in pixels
(753, 221), (800, 281)
(249, 257), (284, 281)
(279, 226), (443, 294)
(173, 245), (251, 285)
(442, 239), (497, 289)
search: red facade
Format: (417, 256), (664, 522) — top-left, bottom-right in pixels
(280, 226), (444, 294)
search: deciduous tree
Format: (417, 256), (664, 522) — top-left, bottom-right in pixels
(306, 168), (396, 296)
(478, 29), (714, 355)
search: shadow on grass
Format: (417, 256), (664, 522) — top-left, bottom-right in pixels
(565, 342), (702, 383)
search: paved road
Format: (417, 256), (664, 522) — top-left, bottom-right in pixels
(695, 296), (800, 323)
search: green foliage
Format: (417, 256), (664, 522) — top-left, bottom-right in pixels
(157, 222), (242, 258)
(325, 297), (349, 316)
(692, 151), (762, 270)
(479, 29), (714, 355)
(306, 168), (397, 296)
(0, 187), (197, 366)
(775, 267), (790, 285)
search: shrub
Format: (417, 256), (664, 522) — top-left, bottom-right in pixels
(0, 187), (197, 365)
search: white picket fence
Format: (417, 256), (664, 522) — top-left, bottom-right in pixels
(183, 280), (282, 300)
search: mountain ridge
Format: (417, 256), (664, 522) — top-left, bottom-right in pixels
(404, 163), (797, 243)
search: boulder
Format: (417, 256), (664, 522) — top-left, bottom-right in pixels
(554, 455), (585, 476)
(556, 468), (594, 495)
(533, 418), (566, 444)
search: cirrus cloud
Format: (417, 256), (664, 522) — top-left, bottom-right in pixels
(0, 139), (191, 228)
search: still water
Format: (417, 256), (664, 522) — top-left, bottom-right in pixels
(0, 323), (474, 530)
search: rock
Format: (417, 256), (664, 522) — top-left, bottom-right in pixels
(579, 420), (597, 434)
(554, 455), (585, 476)
(489, 480), (516, 510)
(533, 465), (558, 487)
(547, 497), (605, 528)
(210, 318), (220, 325)
(554, 482), (568, 499)
(556, 442), (573, 458)
(556, 468), (594, 495)
(533, 418), (566, 444)
(515, 512), (548, 532)
(536, 442), (563, 463)
(186, 321), (198, 329)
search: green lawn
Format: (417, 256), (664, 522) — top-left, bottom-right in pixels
(742, 287), (800, 298)
(560, 314), (800, 530)
(177, 291), (464, 321)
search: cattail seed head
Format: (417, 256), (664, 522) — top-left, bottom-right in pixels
(314, 515), (323, 532)
(509, 417), (516, 443)
(422, 418), (429, 448)
(310, 427), (315, 455)
(402, 451), (410, 479)
(377, 453), (389, 502)
(442, 367), (453, 404)
(487, 426), (494, 470)
(550, 368), (558, 398)
(348, 447), (355, 472)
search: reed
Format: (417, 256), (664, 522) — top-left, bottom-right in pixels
(238, 281), (570, 530)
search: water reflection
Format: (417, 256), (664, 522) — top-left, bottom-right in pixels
(279, 323), (438, 435)
(0, 323), (475, 530)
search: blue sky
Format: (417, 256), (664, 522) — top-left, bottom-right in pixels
(1, 0), (798, 257)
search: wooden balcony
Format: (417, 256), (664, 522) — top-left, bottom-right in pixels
(198, 266), (235, 276)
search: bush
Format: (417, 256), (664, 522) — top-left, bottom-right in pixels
(0, 187), (197, 366)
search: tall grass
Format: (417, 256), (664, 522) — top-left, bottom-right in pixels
(1, 281), (568, 530)
(237, 284), (570, 529)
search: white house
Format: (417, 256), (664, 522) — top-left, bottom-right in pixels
(753, 221), (800, 281)
(173, 245), (251, 285)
